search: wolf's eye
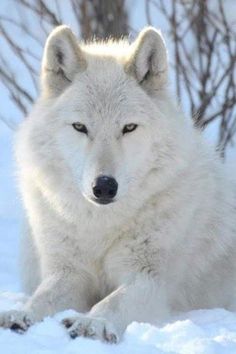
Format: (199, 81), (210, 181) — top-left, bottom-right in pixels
(72, 123), (88, 134)
(122, 124), (138, 135)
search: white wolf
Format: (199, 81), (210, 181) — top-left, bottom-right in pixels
(0, 25), (236, 343)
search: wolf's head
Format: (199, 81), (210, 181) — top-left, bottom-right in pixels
(22, 26), (193, 211)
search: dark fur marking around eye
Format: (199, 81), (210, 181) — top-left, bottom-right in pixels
(122, 124), (138, 135)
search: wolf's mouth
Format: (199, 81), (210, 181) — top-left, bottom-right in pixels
(91, 197), (115, 205)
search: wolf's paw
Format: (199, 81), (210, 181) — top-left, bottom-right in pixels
(62, 314), (119, 343)
(0, 310), (33, 333)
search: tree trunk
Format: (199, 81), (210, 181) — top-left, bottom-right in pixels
(79, 0), (128, 40)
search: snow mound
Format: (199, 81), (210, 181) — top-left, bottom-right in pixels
(1, 296), (236, 354)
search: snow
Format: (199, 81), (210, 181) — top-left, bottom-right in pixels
(1, 303), (236, 354)
(1, 122), (236, 353)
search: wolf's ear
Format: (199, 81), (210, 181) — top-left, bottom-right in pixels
(126, 27), (168, 90)
(41, 25), (86, 97)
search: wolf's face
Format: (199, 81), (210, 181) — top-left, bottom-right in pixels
(53, 63), (159, 205)
(32, 26), (181, 207)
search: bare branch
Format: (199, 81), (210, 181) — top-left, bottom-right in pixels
(148, 0), (236, 156)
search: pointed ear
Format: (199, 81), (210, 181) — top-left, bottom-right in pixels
(126, 27), (168, 90)
(41, 25), (87, 97)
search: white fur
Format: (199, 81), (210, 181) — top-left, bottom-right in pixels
(1, 26), (236, 343)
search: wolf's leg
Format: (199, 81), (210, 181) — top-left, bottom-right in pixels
(62, 274), (169, 343)
(25, 269), (97, 320)
(0, 268), (97, 331)
(20, 220), (41, 295)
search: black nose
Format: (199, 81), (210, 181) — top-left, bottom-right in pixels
(92, 175), (118, 203)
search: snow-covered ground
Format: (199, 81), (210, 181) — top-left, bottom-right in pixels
(1, 123), (236, 353)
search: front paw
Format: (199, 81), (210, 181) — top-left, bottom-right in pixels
(0, 310), (33, 333)
(62, 314), (119, 343)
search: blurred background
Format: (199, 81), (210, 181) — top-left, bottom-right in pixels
(0, 0), (236, 159)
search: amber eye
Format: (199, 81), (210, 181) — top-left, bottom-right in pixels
(72, 123), (88, 134)
(122, 124), (138, 135)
